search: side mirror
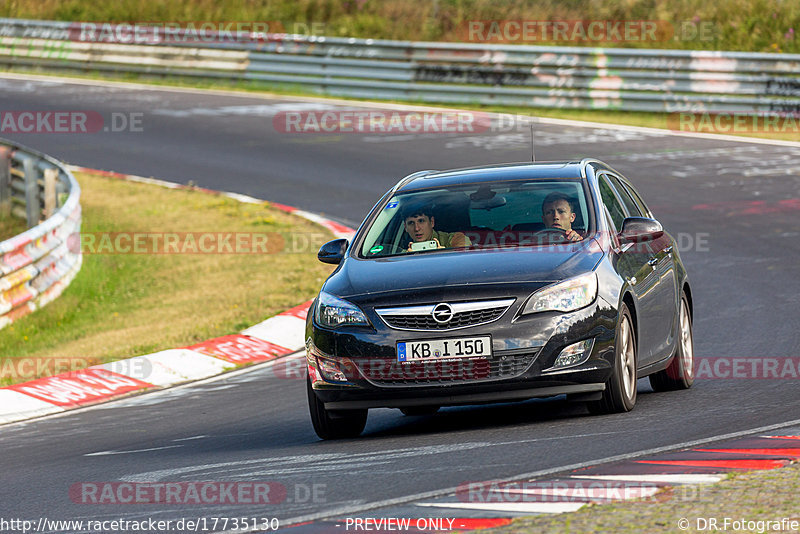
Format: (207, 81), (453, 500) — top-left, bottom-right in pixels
(619, 217), (664, 244)
(318, 238), (349, 264)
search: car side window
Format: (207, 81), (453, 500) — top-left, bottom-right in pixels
(620, 181), (652, 218)
(605, 173), (643, 217)
(597, 175), (627, 232)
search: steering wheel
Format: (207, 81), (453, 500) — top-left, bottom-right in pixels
(536, 227), (567, 235)
(535, 227), (570, 243)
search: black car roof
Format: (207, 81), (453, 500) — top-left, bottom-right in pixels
(396, 161), (587, 192)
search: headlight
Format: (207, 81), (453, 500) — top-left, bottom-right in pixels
(314, 291), (370, 328)
(522, 272), (597, 314)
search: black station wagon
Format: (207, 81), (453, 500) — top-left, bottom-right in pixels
(306, 160), (694, 439)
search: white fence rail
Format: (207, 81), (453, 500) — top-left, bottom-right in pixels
(0, 18), (799, 114)
(0, 139), (81, 330)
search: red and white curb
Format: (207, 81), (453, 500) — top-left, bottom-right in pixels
(409, 434), (800, 516)
(277, 434), (800, 532)
(0, 167), (355, 425)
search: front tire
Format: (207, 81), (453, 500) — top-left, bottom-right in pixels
(649, 293), (694, 391)
(589, 303), (637, 414)
(307, 378), (367, 440)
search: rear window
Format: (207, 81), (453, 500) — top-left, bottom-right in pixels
(359, 180), (593, 258)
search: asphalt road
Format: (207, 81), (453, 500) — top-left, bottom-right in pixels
(1, 75), (799, 531)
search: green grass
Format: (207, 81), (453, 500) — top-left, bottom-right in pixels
(0, 213), (27, 242)
(3, 0), (800, 53)
(0, 170), (335, 385)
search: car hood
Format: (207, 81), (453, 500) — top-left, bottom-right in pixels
(324, 238), (604, 299)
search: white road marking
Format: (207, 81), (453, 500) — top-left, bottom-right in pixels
(99, 348), (233, 387)
(442, 128), (664, 151)
(494, 484), (661, 499)
(572, 474), (725, 484)
(172, 435), (208, 442)
(0, 390), (64, 424)
(121, 442), (496, 482)
(416, 501), (586, 514)
(615, 145), (800, 179)
(152, 101), (339, 118)
(85, 445), (183, 456)
(119, 432), (627, 483)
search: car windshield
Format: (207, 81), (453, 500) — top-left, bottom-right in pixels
(359, 179), (593, 258)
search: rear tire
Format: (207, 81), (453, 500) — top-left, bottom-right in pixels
(649, 293), (694, 391)
(589, 303), (637, 414)
(399, 406), (440, 416)
(307, 378), (367, 440)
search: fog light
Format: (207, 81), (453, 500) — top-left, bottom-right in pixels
(550, 339), (595, 370)
(316, 355), (349, 383)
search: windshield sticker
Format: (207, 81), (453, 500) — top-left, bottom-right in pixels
(369, 245), (384, 254)
(385, 201), (398, 209)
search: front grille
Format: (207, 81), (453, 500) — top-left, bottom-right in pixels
(376, 298), (515, 331)
(350, 350), (538, 387)
(382, 306), (507, 330)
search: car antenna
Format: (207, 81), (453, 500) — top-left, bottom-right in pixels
(530, 118), (536, 162)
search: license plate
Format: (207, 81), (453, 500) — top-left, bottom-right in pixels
(397, 336), (491, 362)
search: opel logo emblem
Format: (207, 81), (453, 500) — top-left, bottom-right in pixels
(432, 303), (454, 324)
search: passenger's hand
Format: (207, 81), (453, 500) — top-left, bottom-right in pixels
(450, 233), (467, 247)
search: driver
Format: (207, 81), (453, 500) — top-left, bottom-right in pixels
(402, 205), (471, 251)
(542, 192), (582, 242)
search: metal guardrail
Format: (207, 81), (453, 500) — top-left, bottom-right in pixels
(0, 138), (82, 330)
(1, 18), (800, 113)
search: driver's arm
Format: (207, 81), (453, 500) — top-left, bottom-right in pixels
(450, 232), (471, 247)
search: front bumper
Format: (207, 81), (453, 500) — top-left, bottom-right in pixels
(307, 296), (618, 409)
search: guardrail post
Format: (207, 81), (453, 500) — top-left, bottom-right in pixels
(23, 156), (41, 227)
(0, 146), (10, 218)
(44, 168), (57, 218)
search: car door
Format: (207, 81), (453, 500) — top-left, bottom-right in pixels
(597, 173), (663, 367)
(612, 174), (678, 362)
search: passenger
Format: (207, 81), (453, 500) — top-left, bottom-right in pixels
(402, 205), (471, 251)
(542, 192), (583, 242)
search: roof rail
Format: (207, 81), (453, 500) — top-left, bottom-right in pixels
(390, 169), (436, 193)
